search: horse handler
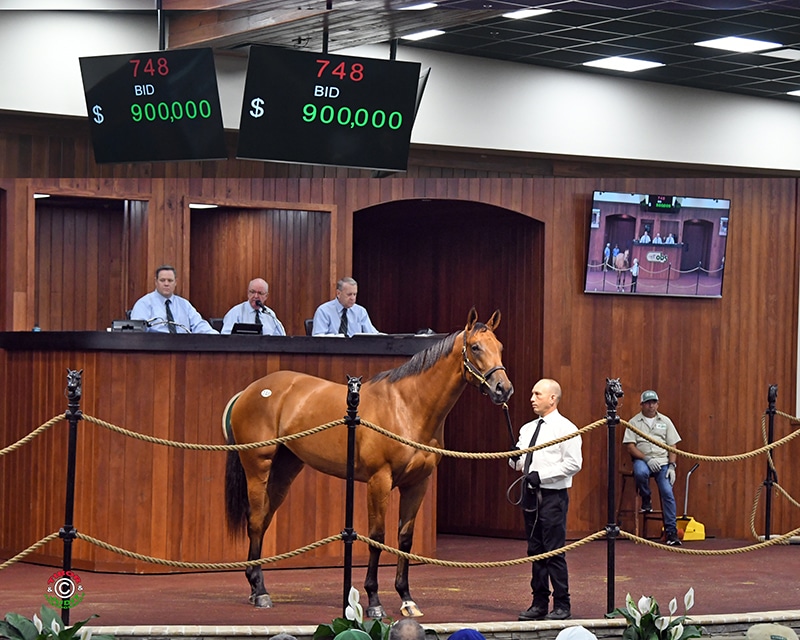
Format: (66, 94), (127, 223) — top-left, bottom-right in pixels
(510, 378), (583, 621)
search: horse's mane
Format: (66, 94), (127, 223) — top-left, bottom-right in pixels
(370, 331), (460, 384)
(370, 322), (490, 384)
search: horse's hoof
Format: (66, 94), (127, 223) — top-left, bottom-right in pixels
(249, 593), (274, 608)
(400, 600), (424, 617)
(366, 605), (387, 619)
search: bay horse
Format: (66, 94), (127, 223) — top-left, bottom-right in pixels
(224, 308), (513, 617)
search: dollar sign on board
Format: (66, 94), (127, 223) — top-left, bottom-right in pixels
(92, 105), (104, 124)
(250, 97), (265, 118)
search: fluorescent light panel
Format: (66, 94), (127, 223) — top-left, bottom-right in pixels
(401, 29), (445, 41)
(399, 2), (438, 9)
(583, 56), (664, 72)
(761, 49), (800, 61)
(502, 8), (552, 19)
(787, 90), (800, 97)
(695, 36), (781, 53)
(188, 203), (218, 209)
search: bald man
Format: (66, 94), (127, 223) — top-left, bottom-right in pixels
(221, 278), (286, 336)
(510, 378), (582, 621)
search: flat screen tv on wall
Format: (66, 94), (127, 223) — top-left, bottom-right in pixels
(584, 191), (730, 299)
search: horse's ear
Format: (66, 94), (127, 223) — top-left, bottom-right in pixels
(486, 309), (501, 331)
(465, 307), (478, 331)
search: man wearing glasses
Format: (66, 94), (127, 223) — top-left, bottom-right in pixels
(221, 278), (286, 336)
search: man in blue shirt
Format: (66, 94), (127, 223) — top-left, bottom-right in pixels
(311, 277), (379, 337)
(221, 278), (286, 336)
(130, 265), (217, 334)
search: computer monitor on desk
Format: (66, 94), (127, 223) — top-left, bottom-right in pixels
(111, 319), (147, 332)
(231, 323), (262, 335)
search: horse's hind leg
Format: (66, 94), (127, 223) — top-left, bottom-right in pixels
(394, 478), (430, 618)
(243, 445), (305, 608)
(364, 471), (392, 619)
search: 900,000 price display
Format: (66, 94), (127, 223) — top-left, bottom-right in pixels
(302, 104), (403, 130)
(131, 99), (215, 123)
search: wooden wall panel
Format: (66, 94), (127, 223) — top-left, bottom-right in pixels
(1, 113), (799, 548)
(34, 197), (126, 330)
(353, 198), (544, 537)
(0, 349), (433, 572)
(189, 206), (331, 335)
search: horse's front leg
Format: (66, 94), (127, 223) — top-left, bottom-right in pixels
(364, 471), (392, 619)
(395, 477), (430, 618)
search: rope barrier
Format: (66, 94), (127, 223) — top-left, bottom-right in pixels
(5, 523), (799, 576)
(2, 402), (799, 580)
(357, 417), (605, 459)
(619, 417), (800, 462)
(619, 525), (800, 553)
(0, 415), (66, 457)
(0, 531), (61, 570)
(74, 532), (343, 570)
(82, 414), (344, 450)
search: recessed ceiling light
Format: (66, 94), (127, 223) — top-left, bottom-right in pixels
(583, 56), (665, 72)
(399, 2), (437, 8)
(401, 29), (445, 41)
(502, 8), (552, 19)
(761, 48), (800, 61)
(695, 36), (781, 53)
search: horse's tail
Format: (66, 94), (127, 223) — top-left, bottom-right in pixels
(223, 392), (249, 537)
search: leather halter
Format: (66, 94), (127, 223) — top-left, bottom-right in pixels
(461, 328), (506, 395)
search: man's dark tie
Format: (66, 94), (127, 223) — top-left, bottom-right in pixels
(523, 418), (544, 475)
(164, 298), (177, 334)
(254, 308), (262, 326)
(339, 307), (348, 336)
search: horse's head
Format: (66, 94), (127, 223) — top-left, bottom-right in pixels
(65, 368), (83, 403)
(461, 308), (514, 405)
(605, 377), (623, 410)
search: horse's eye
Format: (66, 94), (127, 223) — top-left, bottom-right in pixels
(471, 344), (480, 352)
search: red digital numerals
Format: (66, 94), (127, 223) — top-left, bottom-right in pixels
(315, 59), (364, 82)
(129, 57), (170, 78)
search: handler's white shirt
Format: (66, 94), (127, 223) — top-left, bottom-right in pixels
(509, 409), (582, 489)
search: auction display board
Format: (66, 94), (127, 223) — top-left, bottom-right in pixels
(79, 48), (227, 163)
(237, 45), (421, 172)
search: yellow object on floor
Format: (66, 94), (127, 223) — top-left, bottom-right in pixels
(677, 516), (705, 540)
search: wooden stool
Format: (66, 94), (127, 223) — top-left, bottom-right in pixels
(616, 471), (640, 536)
(616, 471), (664, 539)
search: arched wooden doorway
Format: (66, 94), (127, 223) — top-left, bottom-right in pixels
(353, 198), (543, 538)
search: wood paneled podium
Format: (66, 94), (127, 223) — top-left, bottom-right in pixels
(0, 332), (443, 573)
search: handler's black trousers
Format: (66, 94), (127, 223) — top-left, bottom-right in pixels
(523, 487), (570, 610)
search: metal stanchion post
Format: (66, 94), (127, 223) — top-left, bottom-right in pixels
(764, 384), (777, 540)
(60, 369), (83, 625)
(605, 378), (623, 614)
(342, 375), (362, 615)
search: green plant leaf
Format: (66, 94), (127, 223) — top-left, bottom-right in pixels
(3, 614), (40, 640)
(313, 623), (338, 640)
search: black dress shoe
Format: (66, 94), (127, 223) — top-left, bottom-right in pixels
(640, 500), (653, 513)
(545, 608), (572, 620)
(518, 604), (548, 621)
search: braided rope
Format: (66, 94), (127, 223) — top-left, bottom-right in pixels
(354, 530), (607, 567)
(620, 418), (800, 462)
(619, 525), (800, 552)
(0, 532), (61, 570)
(74, 532), (342, 570)
(82, 414), (343, 450)
(0, 415), (66, 457)
(358, 418), (606, 459)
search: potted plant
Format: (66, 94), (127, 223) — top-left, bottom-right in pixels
(606, 588), (704, 640)
(1, 606), (114, 640)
